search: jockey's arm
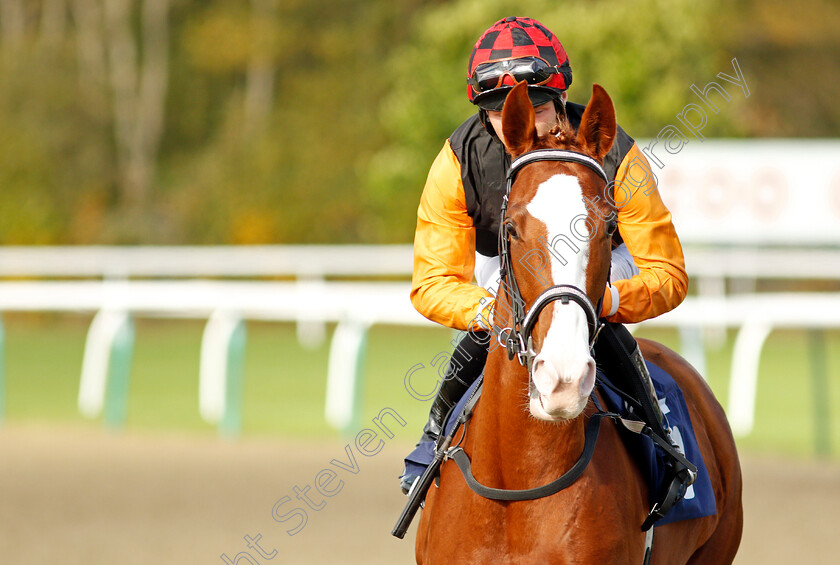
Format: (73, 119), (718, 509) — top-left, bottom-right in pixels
(411, 141), (494, 331)
(601, 144), (689, 323)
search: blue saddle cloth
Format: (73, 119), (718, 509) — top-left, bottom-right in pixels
(403, 360), (717, 527)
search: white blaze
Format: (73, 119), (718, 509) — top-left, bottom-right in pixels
(526, 174), (597, 417)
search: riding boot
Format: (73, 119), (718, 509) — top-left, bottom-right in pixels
(419, 330), (490, 443)
(418, 368), (473, 444)
(628, 344), (674, 442)
(594, 323), (671, 439)
(400, 330), (489, 493)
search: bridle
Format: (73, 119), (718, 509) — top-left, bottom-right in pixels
(498, 149), (608, 372)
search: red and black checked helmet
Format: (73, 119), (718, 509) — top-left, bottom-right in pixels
(467, 17), (572, 111)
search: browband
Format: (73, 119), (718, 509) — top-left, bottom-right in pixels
(508, 149), (607, 184)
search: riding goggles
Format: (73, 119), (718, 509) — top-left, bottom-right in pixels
(468, 56), (562, 94)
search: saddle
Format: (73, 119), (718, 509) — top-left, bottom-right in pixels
(400, 359), (716, 528)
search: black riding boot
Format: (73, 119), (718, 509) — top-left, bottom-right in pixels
(418, 330), (489, 443)
(593, 322), (696, 525)
(400, 330), (489, 493)
(594, 323), (671, 438)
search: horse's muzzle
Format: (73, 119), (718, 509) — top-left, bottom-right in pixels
(529, 355), (596, 420)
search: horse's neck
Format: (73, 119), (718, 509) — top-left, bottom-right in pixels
(472, 350), (588, 482)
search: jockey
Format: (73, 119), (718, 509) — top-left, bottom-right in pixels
(402, 17), (690, 496)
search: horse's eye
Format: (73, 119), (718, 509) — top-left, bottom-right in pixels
(606, 219), (618, 236)
(504, 220), (519, 240)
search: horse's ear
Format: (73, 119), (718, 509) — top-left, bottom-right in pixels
(501, 81), (537, 157)
(576, 84), (616, 160)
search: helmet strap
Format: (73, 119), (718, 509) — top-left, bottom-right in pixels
(553, 97), (567, 118)
(478, 109), (501, 142)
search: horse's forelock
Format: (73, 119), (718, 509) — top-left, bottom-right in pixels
(545, 118), (581, 152)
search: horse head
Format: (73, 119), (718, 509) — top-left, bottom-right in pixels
(498, 81), (617, 422)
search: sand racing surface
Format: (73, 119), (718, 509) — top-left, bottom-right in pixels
(0, 424), (838, 564)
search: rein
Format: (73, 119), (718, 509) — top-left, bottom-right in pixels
(440, 385), (657, 562)
(498, 149), (607, 372)
(447, 404), (615, 501)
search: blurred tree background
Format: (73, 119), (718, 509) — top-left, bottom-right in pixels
(0, 0), (836, 245)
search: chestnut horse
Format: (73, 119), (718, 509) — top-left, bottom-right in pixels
(414, 82), (743, 564)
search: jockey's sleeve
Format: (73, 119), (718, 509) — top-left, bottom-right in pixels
(601, 144), (689, 323)
(411, 140), (494, 331)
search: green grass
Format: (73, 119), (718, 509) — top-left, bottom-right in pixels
(1, 314), (839, 459)
(0, 315), (454, 439)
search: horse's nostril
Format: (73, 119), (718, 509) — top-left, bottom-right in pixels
(579, 358), (597, 395)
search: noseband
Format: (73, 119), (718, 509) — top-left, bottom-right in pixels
(498, 149), (608, 371)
